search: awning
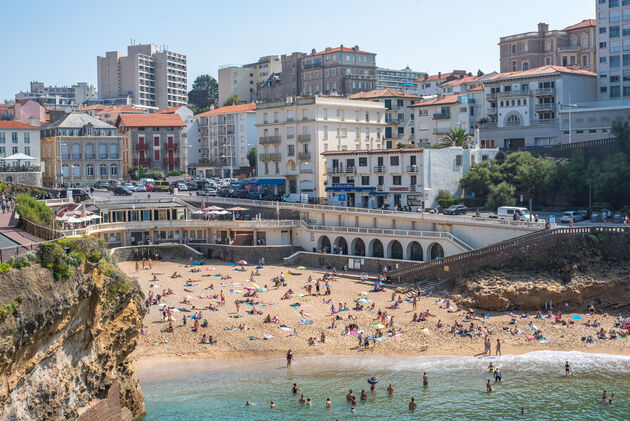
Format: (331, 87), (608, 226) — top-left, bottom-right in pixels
(256, 178), (285, 186)
(369, 192), (388, 196)
(326, 187), (375, 192)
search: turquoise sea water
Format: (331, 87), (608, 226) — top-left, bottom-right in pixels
(138, 351), (630, 420)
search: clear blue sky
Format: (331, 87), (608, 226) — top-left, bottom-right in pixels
(1, 0), (594, 101)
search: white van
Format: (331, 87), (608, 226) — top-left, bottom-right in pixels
(497, 206), (533, 221)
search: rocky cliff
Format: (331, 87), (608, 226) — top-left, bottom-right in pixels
(0, 238), (146, 420)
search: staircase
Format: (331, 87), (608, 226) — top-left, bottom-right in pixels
(231, 233), (253, 246)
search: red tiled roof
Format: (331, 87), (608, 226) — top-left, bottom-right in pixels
(440, 75), (481, 87)
(468, 84), (484, 91)
(321, 148), (424, 156)
(97, 105), (146, 115)
(118, 113), (185, 127)
(157, 106), (184, 114)
(78, 104), (110, 112)
(195, 103), (256, 116)
(348, 89), (421, 100)
(313, 47), (372, 55)
(0, 121), (39, 129)
(486, 65), (596, 81)
(563, 19), (596, 32)
(411, 94), (462, 107)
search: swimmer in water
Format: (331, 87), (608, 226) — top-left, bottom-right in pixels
(299, 395), (306, 404)
(409, 397), (417, 410)
(269, 401), (276, 408)
(423, 372), (429, 387)
(326, 398), (332, 409)
(292, 383), (299, 394)
(486, 380), (493, 392)
(602, 389), (607, 402)
(488, 363), (494, 372)
(346, 389), (355, 402)
(521, 407), (525, 415)
(350, 406), (356, 413)
(494, 369), (502, 383)
(306, 398), (312, 407)
(360, 390), (368, 401)
(565, 361), (571, 376)
(245, 400), (253, 406)
(387, 384), (394, 396)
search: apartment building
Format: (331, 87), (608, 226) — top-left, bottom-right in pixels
(255, 96), (385, 201)
(95, 106), (147, 125)
(499, 20), (596, 74)
(97, 44), (187, 110)
(15, 81), (96, 111)
(218, 56), (281, 105)
(479, 65), (597, 149)
(375, 66), (426, 93)
(322, 146), (499, 210)
(192, 104), (256, 178)
(411, 92), (484, 147)
(156, 105), (195, 171)
(416, 70), (469, 96)
(0, 121), (41, 164)
(116, 113), (186, 175)
(596, 0), (630, 100)
(40, 112), (123, 187)
(348, 89), (422, 147)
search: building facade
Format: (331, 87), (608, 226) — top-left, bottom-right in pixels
(416, 70), (470, 96)
(97, 44), (187, 110)
(479, 65), (597, 149)
(218, 56), (281, 105)
(323, 146), (499, 210)
(116, 113), (186, 175)
(348, 89), (422, 147)
(596, 0), (630, 100)
(375, 66), (427, 93)
(15, 81), (96, 111)
(0, 121), (41, 164)
(40, 112), (123, 187)
(255, 96), (385, 201)
(192, 104), (256, 178)
(499, 20), (596, 74)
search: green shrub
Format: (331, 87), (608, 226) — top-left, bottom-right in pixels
(15, 193), (55, 226)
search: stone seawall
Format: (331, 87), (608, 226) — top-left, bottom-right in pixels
(111, 244), (202, 262)
(284, 251), (418, 274)
(193, 244), (302, 264)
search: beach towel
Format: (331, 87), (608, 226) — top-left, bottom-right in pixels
(526, 335), (535, 340)
(298, 319), (314, 325)
(289, 303), (301, 309)
(248, 336), (260, 340)
(229, 290), (243, 294)
(376, 337), (388, 341)
(539, 339), (550, 344)
(571, 315), (582, 320)
(348, 330), (358, 335)
(178, 308), (190, 312)
(229, 315), (242, 318)
(279, 326), (293, 332)
(263, 334), (274, 340)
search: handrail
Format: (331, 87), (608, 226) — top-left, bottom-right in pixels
(388, 225), (629, 281)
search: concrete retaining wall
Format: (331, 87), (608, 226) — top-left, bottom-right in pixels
(111, 244), (202, 262)
(192, 244), (301, 264)
(283, 251), (419, 274)
(0, 171), (42, 187)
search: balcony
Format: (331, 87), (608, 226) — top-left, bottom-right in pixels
(432, 112), (451, 120)
(535, 103), (556, 112)
(297, 134), (311, 142)
(165, 142), (178, 150)
(136, 143), (148, 151)
(534, 88), (555, 97)
(327, 166), (356, 175)
(259, 136), (281, 145)
(297, 152), (311, 161)
(497, 90), (530, 99)
(376, 185), (384, 192)
(487, 92), (497, 101)
(531, 119), (559, 127)
(133, 158), (152, 166)
(406, 165), (418, 173)
(409, 185), (418, 192)
(260, 153), (281, 161)
(374, 166), (385, 173)
(433, 127), (451, 135)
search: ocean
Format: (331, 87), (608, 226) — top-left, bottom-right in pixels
(138, 351), (630, 420)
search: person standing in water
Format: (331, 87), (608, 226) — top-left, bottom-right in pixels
(409, 397), (417, 410)
(360, 390), (368, 401)
(286, 349), (293, 367)
(565, 361), (571, 376)
(326, 398), (332, 409)
(494, 369), (502, 383)
(486, 380), (493, 392)
(496, 339), (502, 356)
(423, 372), (429, 387)
(292, 383), (299, 394)
(269, 401), (276, 408)
(387, 384), (394, 397)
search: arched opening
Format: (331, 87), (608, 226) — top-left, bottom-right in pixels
(388, 240), (403, 259)
(334, 237), (348, 255)
(430, 243), (445, 260)
(370, 239), (384, 258)
(351, 238), (366, 256)
(505, 113), (522, 127)
(318, 236), (331, 253)
(407, 241), (423, 261)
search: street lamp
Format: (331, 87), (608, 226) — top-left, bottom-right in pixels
(561, 103), (579, 144)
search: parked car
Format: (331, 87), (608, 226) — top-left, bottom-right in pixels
(60, 189), (89, 202)
(93, 181), (108, 189)
(443, 204), (468, 215)
(124, 183), (137, 192)
(497, 206), (532, 221)
(176, 183), (188, 191)
(196, 188), (217, 196)
(560, 211), (583, 223)
(135, 183), (147, 192)
(113, 187), (133, 196)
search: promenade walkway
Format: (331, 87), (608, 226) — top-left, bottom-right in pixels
(0, 210), (44, 246)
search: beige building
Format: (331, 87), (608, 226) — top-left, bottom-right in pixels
(255, 96), (385, 201)
(97, 44), (188, 111)
(499, 20), (596, 73)
(218, 56), (281, 105)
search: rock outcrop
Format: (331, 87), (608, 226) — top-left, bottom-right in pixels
(0, 244), (145, 420)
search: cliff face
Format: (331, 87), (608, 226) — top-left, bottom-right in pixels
(0, 259), (146, 420)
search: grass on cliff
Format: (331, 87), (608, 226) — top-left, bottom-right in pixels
(15, 193), (55, 226)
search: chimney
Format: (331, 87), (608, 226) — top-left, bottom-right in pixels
(325, 47), (331, 52)
(438, 72), (441, 78)
(354, 45), (359, 52)
(538, 23), (548, 34)
(311, 48), (316, 55)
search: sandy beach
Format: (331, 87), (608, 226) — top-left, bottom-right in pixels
(123, 259), (630, 368)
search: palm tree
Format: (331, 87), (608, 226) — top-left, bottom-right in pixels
(441, 127), (471, 148)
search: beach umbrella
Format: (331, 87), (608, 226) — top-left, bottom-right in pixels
(239, 260), (248, 265)
(296, 266), (306, 270)
(372, 323), (385, 330)
(204, 206), (223, 211)
(227, 206), (248, 211)
(374, 281), (385, 286)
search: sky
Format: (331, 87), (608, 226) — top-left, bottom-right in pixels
(1, 0), (595, 101)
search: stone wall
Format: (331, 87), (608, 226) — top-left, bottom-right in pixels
(284, 251), (418, 274)
(17, 217), (63, 241)
(0, 171), (42, 187)
(111, 244), (202, 262)
(192, 244), (301, 264)
(77, 382), (132, 421)
(390, 226), (629, 283)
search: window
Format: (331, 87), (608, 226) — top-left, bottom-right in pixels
(110, 164), (118, 176)
(601, 57), (608, 63)
(522, 62), (529, 70)
(85, 144), (94, 159)
(86, 164), (94, 176)
(600, 27), (607, 34)
(582, 55), (588, 67)
(392, 175), (401, 185)
(98, 144), (107, 159)
(154, 135), (160, 146)
(100, 164), (107, 176)
(0, 133), (4, 143)
(611, 11), (620, 23)
(611, 55), (621, 67)
(611, 75), (620, 82)
(287, 145), (294, 156)
(11, 132), (17, 143)
(359, 157), (367, 166)
(154, 150), (160, 161)
(610, 0), (619, 6)
(456, 155), (463, 166)
(72, 165), (80, 177)
(624, 86), (630, 96)
(610, 25), (620, 37)
(610, 85), (621, 97)
(361, 176), (370, 185)
(390, 156), (399, 166)
(23, 146), (30, 156)
(610, 41), (621, 52)
(61, 144), (69, 159)
(71, 144), (80, 159)
(109, 144), (118, 159)
(23, 132), (30, 143)
(600, 42), (608, 48)
(511, 44), (516, 54)
(624, 54), (630, 66)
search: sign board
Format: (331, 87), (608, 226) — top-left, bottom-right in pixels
(390, 187), (409, 192)
(471, 192), (475, 198)
(549, 215), (555, 223)
(332, 183), (354, 188)
(338, 194), (347, 201)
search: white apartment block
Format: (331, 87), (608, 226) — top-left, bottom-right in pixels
(0, 121), (41, 166)
(218, 56), (281, 105)
(349, 89), (422, 147)
(323, 147), (499, 210)
(479, 65), (597, 149)
(193, 104), (257, 178)
(15, 81), (96, 111)
(97, 44), (187, 111)
(375, 66), (427, 93)
(411, 92), (484, 147)
(596, 0), (630, 100)
(255, 96), (386, 201)
(416, 70), (470, 96)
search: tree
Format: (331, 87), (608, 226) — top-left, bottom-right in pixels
(436, 189), (452, 201)
(460, 161), (494, 198)
(555, 150), (588, 204)
(485, 182), (517, 211)
(247, 147), (257, 168)
(148, 168), (165, 180)
(188, 75), (218, 110)
(223, 94), (240, 106)
(442, 127), (470, 148)
(498, 152), (556, 199)
(612, 120), (630, 157)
